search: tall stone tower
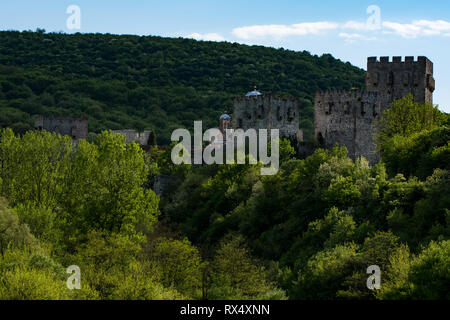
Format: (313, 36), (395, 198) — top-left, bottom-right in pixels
(314, 90), (381, 163)
(366, 56), (434, 106)
(314, 56), (435, 164)
(232, 88), (300, 141)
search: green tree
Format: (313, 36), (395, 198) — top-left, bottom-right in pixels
(110, 260), (184, 300)
(0, 268), (69, 300)
(291, 243), (359, 300)
(209, 235), (286, 300)
(380, 126), (450, 179)
(69, 230), (143, 299)
(144, 237), (203, 298)
(0, 198), (37, 252)
(378, 94), (445, 141)
(0, 128), (73, 207)
(377, 94), (447, 168)
(408, 240), (450, 299)
(59, 131), (159, 247)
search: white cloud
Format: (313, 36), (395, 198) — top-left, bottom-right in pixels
(382, 20), (450, 38)
(415, 19), (450, 31)
(339, 32), (376, 41)
(232, 22), (338, 39)
(192, 18), (450, 43)
(188, 32), (226, 42)
(382, 21), (423, 38)
(342, 21), (370, 31)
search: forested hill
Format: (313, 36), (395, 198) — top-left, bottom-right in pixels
(0, 30), (365, 144)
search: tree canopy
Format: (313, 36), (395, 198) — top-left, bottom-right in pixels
(0, 30), (365, 144)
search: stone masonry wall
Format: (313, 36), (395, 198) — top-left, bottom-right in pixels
(232, 95), (299, 140)
(34, 116), (88, 140)
(313, 56), (434, 164)
(366, 56), (434, 105)
(314, 90), (381, 163)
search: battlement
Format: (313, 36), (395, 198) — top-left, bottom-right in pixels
(367, 56), (431, 64)
(366, 56), (434, 91)
(315, 89), (378, 102)
(366, 55), (433, 104)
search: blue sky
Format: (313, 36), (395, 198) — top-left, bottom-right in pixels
(1, 0), (449, 112)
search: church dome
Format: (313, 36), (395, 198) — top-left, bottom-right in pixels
(245, 86), (262, 97)
(245, 90), (261, 97)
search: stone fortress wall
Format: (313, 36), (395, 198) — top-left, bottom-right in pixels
(35, 56), (436, 168)
(314, 90), (380, 163)
(313, 56), (434, 164)
(232, 94), (300, 141)
(34, 115), (88, 141)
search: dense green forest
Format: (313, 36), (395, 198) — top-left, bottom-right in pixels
(0, 30), (448, 300)
(158, 95), (450, 299)
(0, 93), (448, 299)
(0, 30), (365, 144)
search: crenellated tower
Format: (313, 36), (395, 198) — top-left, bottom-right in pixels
(313, 56), (435, 164)
(366, 56), (434, 106)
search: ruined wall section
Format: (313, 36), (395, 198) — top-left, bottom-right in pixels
(35, 116), (88, 140)
(232, 95), (299, 140)
(314, 90), (381, 163)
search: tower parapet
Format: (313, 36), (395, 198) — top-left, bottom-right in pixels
(366, 56), (434, 105)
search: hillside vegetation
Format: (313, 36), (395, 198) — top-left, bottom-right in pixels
(1, 30), (448, 301)
(0, 93), (448, 300)
(0, 30), (365, 144)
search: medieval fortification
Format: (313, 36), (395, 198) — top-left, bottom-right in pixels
(232, 56), (435, 163)
(35, 55), (435, 166)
